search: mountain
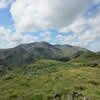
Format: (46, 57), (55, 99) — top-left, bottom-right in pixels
(54, 44), (87, 57)
(0, 42), (94, 66)
(0, 42), (100, 99)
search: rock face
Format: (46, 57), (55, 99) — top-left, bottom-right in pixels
(55, 94), (61, 100)
(0, 42), (90, 66)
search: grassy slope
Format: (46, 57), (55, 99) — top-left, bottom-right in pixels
(0, 60), (100, 100)
(72, 51), (100, 61)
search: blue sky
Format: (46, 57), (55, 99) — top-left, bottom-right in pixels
(0, 0), (100, 51)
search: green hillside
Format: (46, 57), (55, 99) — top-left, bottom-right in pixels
(71, 51), (100, 65)
(0, 60), (100, 100)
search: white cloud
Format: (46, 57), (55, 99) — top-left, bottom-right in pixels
(59, 18), (88, 34)
(0, 26), (11, 41)
(88, 40), (100, 52)
(56, 34), (74, 44)
(78, 15), (100, 42)
(0, 26), (38, 48)
(94, 0), (100, 3)
(10, 0), (92, 32)
(39, 31), (51, 42)
(21, 34), (38, 44)
(10, 33), (38, 44)
(59, 13), (100, 50)
(0, 0), (99, 51)
(0, 0), (13, 8)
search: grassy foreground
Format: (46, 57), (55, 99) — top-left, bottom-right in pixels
(0, 60), (100, 100)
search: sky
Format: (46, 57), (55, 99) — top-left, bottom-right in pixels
(0, 0), (100, 51)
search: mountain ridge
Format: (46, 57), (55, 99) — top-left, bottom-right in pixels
(0, 42), (96, 66)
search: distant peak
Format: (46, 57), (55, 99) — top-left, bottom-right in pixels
(33, 41), (52, 46)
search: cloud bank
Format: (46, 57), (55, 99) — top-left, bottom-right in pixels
(10, 0), (92, 32)
(0, 0), (13, 8)
(58, 12), (100, 51)
(0, 26), (38, 48)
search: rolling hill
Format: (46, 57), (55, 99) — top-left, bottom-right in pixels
(0, 42), (90, 66)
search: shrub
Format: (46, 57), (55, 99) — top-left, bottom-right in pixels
(88, 80), (99, 86)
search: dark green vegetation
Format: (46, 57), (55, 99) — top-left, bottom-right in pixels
(0, 42), (100, 100)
